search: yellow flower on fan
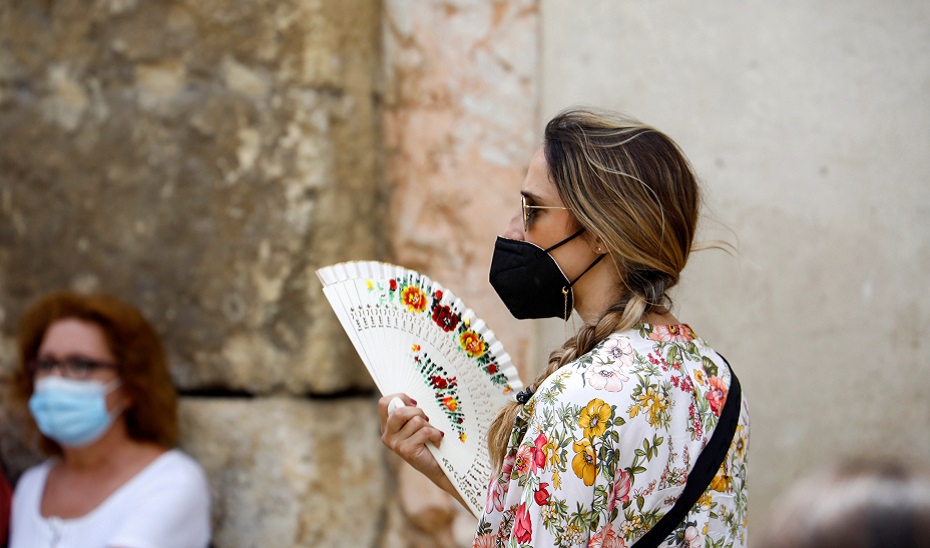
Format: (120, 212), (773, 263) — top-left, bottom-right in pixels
(401, 285), (428, 313)
(571, 438), (598, 486)
(459, 330), (486, 358)
(579, 398), (612, 439)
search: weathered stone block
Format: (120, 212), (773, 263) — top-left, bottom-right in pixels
(0, 0), (384, 396)
(179, 396), (388, 547)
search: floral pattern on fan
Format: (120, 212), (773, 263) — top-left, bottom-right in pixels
(317, 260), (525, 519)
(369, 274), (514, 392)
(412, 345), (467, 442)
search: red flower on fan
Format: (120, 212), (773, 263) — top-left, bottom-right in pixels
(401, 285), (428, 313)
(486, 363), (498, 374)
(431, 304), (459, 332)
(430, 376), (448, 389)
(389, 279), (397, 291)
(434, 290), (443, 301)
(459, 330), (486, 358)
(442, 396), (458, 412)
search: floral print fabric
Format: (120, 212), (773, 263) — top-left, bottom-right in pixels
(475, 324), (749, 548)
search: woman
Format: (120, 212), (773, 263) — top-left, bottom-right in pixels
(9, 291), (210, 547)
(380, 108), (749, 546)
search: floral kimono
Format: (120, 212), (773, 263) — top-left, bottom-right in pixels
(475, 324), (749, 548)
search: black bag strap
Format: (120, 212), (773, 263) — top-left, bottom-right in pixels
(631, 353), (741, 548)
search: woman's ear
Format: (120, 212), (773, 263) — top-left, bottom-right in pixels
(589, 236), (608, 255)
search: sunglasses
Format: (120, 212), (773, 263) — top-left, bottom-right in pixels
(521, 194), (568, 232)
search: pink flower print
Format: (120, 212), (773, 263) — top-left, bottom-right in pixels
(588, 523), (627, 548)
(607, 469), (632, 512)
(602, 336), (635, 366)
(706, 376), (728, 417)
(514, 444), (534, 478)
(514, 503), (533, 543)
(486, 452), (516, 512)
(485, 476), (507, 513)
(682, 526), (701, 548)
(586, 362), (630, 392)
(501, 453), (516, 479)
(532, 433), (548, 473)
(647, 324), (694, 343)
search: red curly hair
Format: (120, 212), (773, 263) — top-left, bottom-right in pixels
(15, 291), (178, 454)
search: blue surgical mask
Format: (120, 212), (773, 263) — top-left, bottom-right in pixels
(28, 376), (122, 447)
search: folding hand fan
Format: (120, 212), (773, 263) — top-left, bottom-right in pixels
(315, 261), (523, 518)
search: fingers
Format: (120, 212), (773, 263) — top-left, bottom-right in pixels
(380, 402), (444, 450)
(382, 413), (445, 456)
(383, 404), (431, 438)
(377, 394), (446, 479)
(407, 420), (445, 449)
(378, 393), (418, 432)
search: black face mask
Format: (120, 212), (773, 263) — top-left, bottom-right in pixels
(489, 228), (605, 321)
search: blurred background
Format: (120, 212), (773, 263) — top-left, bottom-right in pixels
(1, 0), (927, 546)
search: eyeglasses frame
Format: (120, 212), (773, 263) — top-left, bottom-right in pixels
(29, 356), (118, 380)
(521, 194), (568, 232)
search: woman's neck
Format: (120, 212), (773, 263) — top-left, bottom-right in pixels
(644, 309), (680, 326)
(572, 261), (623, 323)
(59, 419), (139, 472)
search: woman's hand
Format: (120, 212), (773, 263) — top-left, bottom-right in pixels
(378, 393), (470, 510)
(378, 393), (445, 484)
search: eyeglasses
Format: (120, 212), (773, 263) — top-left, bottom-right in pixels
(29, 356), (118, 379)
(522, 194), (568, 232)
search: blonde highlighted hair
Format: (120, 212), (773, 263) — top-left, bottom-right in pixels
(487, 107), (701, 469)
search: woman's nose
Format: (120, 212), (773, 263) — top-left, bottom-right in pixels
(501, 212), (525, 241)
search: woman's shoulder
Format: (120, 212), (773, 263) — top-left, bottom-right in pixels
(134, 449), (209, 493)
(112, 449), (209, 512)
(531, 324), (729, 406)
(603, 324), (728, 375)
(14, 459), (56, 491)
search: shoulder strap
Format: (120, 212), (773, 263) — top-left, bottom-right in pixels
(631, 353), (742, 548)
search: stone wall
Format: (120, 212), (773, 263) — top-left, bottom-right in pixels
(0, 0), (542, 546)
(0, 1), (391, 546)
(539, 0), (930, 541)
(380, 0), (540, 545)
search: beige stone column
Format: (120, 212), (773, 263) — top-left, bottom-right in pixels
(381, 1), (540, 545)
